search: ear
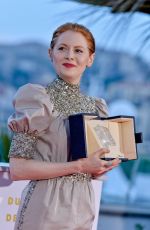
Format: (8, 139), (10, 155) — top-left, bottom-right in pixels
(48, 48), (53, 62)
(87, 53), (95, 67)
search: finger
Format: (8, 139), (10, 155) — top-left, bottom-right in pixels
(105, 163), (121, 172)
(94, 148), (110, 157)
(96, 168), (111, 176)
(100, 160), (120, 170)
(101, 160), (113, 167)
(106, 161), (113, 167)
(104, 159), (121, 167)
(111, 159), (121, 166)
(98, 160), (110, 167)
(93, 174), (107, 180)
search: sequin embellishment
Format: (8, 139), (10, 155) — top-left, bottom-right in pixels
(60, 173), (92, 182)
(9, 132), (38, 159)
(46, 77), (97, 117)
(16, 181), (37, 230)
(12, 77), (104, 229)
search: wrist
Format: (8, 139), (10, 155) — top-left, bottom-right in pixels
(70, 159), (84, 174)
(76, 159), (86, 173)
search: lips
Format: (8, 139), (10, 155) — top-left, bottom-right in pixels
(63, 63), (76, 68)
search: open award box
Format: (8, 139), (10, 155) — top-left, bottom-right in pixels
(69, 114), (143, 161)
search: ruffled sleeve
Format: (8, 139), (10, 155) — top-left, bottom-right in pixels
(95, 98), (109, 117)
(8, 83), (53, 159)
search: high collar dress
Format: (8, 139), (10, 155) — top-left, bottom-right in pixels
(8, 77), (108, 230)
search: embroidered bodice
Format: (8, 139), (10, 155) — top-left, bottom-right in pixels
(46, 77), (97, 117)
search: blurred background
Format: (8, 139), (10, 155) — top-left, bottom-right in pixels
(0, 0), (150, 229)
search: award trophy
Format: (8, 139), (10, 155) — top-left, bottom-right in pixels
(69, 114), (143, 161)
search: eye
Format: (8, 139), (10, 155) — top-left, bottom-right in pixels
(58, 46), (65, 51)
(75, 49), (83, 53)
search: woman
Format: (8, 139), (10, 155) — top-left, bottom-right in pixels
(8, 23), (120, 230)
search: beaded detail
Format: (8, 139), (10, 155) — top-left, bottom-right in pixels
(46, 77), (97, 117)
(45, 77), (97, 183)
(60, 173), (92, 182)
(12, 78), (102, 229)
(9, 132), (38, 159)
(16, 181), (37, 230)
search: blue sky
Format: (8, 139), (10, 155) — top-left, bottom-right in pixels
(0, 0), (150, 62)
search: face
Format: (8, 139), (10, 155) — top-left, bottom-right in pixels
(49, 30), (95, 84)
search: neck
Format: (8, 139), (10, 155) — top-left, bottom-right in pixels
(58, 76), (80, 85)
(54, 76), (80, 92)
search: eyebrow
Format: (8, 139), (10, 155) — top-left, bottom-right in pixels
(58, 43), (86, 49)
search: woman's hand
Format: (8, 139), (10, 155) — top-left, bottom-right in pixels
(9, 148), (121, 181)
(79, 148), (121, 176)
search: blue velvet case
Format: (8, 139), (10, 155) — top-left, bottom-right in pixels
(69, 114), (143, 161)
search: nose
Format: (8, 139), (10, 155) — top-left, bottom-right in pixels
(65, 49), (74, 60)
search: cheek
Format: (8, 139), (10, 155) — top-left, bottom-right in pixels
(52, 56), (62, 69)
(53, 54), (60, 63)
(78, 57), (89, 67)
(52, 51), (62, 62)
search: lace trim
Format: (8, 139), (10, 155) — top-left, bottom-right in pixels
(9, 132), (38, 159)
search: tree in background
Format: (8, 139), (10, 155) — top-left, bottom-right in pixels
(68, 0), (150, 50)
(0, 133), (10, 162)
(70, 0), (150, 13)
